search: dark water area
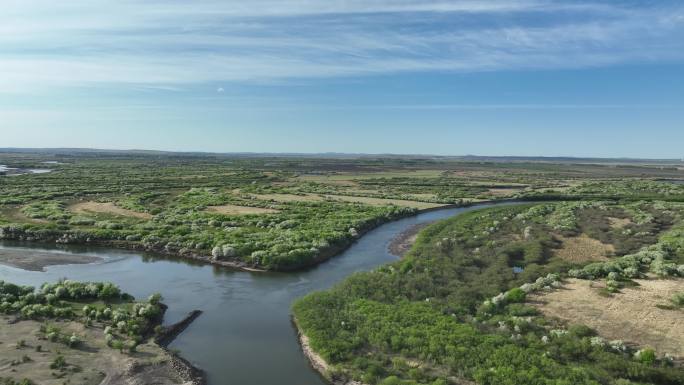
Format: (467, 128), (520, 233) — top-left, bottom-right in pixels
(0, 202), (514, 385)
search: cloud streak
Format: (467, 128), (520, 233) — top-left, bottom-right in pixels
(1, 1), (684, 93)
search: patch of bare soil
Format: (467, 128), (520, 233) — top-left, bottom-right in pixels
(69, 201), (152, 220)
(0, 248), (101, 271)
(1, 208), (49, 224)
(206, 204), (279, 215)
(323, 195), (444, 210)
(252, 193), (324, 203)
(0, 318), (196, 385)
(388, 223), (430, 257)
(406, 193), (438, 200)
(487, 187), (523, 197)
(607, 216), (632, 229)
(346, 189), (383, 195)
(553, 234), (614, 262)
(530, 278), (684, 358)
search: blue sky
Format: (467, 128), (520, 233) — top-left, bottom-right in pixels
(2, 0), (684, 158)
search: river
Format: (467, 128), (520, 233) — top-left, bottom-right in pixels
(0, 202), (511, 385)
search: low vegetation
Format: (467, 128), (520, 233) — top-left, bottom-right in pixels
(293, 201), (684, 385)
(0, 279), (194, 385)
(0, 279), (163, 349)
(2, 152), (684, 271)
(3, 151), (684, 384)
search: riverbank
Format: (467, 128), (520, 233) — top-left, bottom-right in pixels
(0, 199), (523, 274)
(135, 200), (517, 272)
(293, 317), (368, 385)
(292, 200), (535, 385)
(1, 200), (526, 385)
(0, 206), (424, 273)
(291, 205), (465, 385)
(387, 222), (430, 257)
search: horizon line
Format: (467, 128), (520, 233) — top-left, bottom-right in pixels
(1, 147), (683, 163)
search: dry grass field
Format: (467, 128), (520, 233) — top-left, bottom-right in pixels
(530, 278), (684, 358)
(69, 201), (153, 219)
(294, 169), (444, 183)
(251, 193), (325, 202)
(253, 192), (445, 208)
(206, 204), (280, 215)
(553, 234), (614, 262)
(322, 195), (445, 210)
(607, 216), (632, 228)
(487, 187), (524, 197)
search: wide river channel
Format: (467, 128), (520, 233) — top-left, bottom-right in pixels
(0, 202), (512, 385)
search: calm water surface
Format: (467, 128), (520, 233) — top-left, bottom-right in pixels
(0, 202), (510, 385)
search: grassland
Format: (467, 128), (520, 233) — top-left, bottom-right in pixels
(3, 150), (684, 384)
(2, 151), (683, 271)
(293, 200), (684, 385)
(69, 201), (153, 219)
(530, 277), (684, 358)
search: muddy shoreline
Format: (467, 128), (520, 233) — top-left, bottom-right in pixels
(387, 222), (430, 257)
(0, 248), (102, 271)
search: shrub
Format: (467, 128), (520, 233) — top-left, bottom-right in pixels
(67, 334), (81, 348)
(671, 292), (684, 307)
(634, 348), (656, 365)
(379, 376), (401, 385)
(568, 324), (595, 338)
(505, 288), (526, 303)
(50, 354), (66, 370)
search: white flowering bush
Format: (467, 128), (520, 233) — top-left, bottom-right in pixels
(549, 329), (568, 338)
(480, 273), (562, 315)
(609, 340), (627, 353)
(590, 336), (605, 347)
(569, 241), (683, 280)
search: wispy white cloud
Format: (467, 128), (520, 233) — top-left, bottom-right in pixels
(1, 1), (683, 93)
